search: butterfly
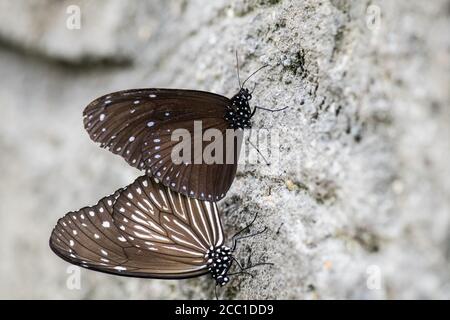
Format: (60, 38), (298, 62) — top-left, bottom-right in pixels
(82, 64), (287, 202)
(50, 175), (235, 285)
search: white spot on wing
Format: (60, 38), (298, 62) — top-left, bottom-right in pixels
(114, 266), (127, 271)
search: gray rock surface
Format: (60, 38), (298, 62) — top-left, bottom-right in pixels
(0, 0), (449, 299)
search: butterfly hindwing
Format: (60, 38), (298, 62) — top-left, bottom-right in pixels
(112, 176), (224, 260)
(50, 175), (225, 279)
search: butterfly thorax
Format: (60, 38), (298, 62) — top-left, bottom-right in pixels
(206, 245), (232, 286)
(225, 88), (253, 129)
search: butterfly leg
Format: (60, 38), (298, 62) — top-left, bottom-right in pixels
(232, 226), (268, 252)
(246, 127), (270, 166)
(229, 255), (273, 278)
(231, 212), (259, 251)
(254, 105), (290, 113)
(228, 256), (255, 278)
(240, 261), (274, 272)
(242, 248), (274, 272)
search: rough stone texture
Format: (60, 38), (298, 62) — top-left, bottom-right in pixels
(0, 0), (449, 299)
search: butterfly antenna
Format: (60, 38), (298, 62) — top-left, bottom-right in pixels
(236, 50), (242, 89)
(241, 64), (269, 89)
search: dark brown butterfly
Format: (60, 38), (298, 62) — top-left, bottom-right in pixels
(82, 66), (287, 201)
(49, 175), (234, 284)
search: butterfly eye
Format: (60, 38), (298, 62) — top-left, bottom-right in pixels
(248, 94), (252, 100)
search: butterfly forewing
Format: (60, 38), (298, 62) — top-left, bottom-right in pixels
(83, 88), (241, 201)
(50, 175), (225, 279)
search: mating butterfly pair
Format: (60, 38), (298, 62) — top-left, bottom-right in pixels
(50, 67), (282, 289)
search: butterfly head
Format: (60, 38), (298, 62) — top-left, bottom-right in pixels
(225, 88), (253, 130)
(206, 245), (232, 286)
(239, 87), (252, 101)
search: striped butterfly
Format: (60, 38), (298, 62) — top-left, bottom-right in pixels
(49, 175), (235, 285)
